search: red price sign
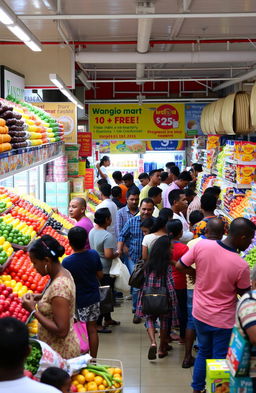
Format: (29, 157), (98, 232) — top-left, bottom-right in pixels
(153, 104), (179, 129)
(84, 168), (94, 190)
(77, 132), (92, 157)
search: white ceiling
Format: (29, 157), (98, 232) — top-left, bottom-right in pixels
(1, 0), (256, 89)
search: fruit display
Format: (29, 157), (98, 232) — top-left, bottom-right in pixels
(41, 226), (73, 255)
(21, 194), (53, 215)
(5, 250), (49, 294)
(244, 247), (256, 268)
(0, 192), (12, 213)
(27, 318), (38, 337)
(1, 214), (36, 246)
(71, 364), (123, 393)
(52, 212), (75, 230)
(46, 216), (63, 231)
(0, 282), (30, 321)
(88, 192), (101, 213)
(10, 205), (48, 233)
(24, 340), (42, 375)
(0, 274), (31, 297)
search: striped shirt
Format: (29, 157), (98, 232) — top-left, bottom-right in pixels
(118, 215), (144, 263)
(116, 205), (139, 238)
(236, 290), (256, 338)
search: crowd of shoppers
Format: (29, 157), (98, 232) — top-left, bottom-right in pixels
(1, 159), (256, 393)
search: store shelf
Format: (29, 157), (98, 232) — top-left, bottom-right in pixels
(226, 158), (256, 165)
(0, 142), (64, 181)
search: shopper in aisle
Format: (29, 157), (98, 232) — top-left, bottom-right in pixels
(142, 216), (169, 261)
(96, 155), (111, 184)
(69, 197), (93, 250)
(235, 265), (256, 391)
(166, 220), (188, 345)
(186, 185), (221, 220)
(117, 198), (155, 322)
(111, 186), (125, 209)
(122, 173), (140, 195)
(188, 210), (204, 232)
(176, 217), (255, 393)
(159, 207), (174, 222)
(136, 236), (178, 360)
(192, 193), (228, 238)
(62, 227), (103, 357)
(168, 189), (193, 243)
(0, 317), (60, 393)
(159, 171), (171, 192)
(168, 165), (180, 183)
(163, 170), (192, 208)
(96, 183), (118, 243)
(41, 367), (71, 393)
(138, 172), (150, 190)
(139, 169), (161, 203)
(140, 217), (155, 236)
(22, 235), (80, 359)
(183, 218), (225, 370)
(148, 186), (162, 217)
(166, 162), (176, 172)
(112, 171), (128, 204)
(116, 190), (140, 238)
(89, 208), (120, 333)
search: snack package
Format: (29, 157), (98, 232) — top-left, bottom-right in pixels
(25, 339), (91, 379)
(236, 165), (256, 185)
(206, 359), (230, 393)
(235, 141), (256, 162)
(206, 135), (221, 150)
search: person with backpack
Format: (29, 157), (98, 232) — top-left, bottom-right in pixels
(135, 236), (178, 360)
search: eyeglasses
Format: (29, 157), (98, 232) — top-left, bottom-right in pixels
(41, 240), (56, 257)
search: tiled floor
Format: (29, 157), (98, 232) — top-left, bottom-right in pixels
(98, 299), (193, 393)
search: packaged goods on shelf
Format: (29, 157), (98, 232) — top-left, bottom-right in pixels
(230, 375), (254, 393)
(65, 144), (79, 161)
(206, 359), (230, 393)
(234, 141), (256, 162)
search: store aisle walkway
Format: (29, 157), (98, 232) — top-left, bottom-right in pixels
(98, 300), (193, 393)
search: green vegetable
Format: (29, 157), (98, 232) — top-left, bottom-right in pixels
(24, 342), (42, 375)
(86, 366), (113, 387)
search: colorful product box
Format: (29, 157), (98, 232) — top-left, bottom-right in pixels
(230, 375), (254, 393)
(206, 359), (230, 393)
(234, 141), (256, 162)
(65, 144), (79, 162)
(236, 165), (256, 185)
(226, 326), (250, 377)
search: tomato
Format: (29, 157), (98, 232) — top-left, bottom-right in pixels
(30, 283), (36, 291)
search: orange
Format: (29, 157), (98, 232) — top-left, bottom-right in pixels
(81, 369), (89, 377)
(94, 376), (103, 385)
(72, 380), (79, 386)
(114, 368), (122, 375)
(98, 384), (105, 390)
(76, 384), (85, 390)
(76, 375), (86, 384)
(78, 388), (87, 392)
(113, 374), (122, 380)
(87, 382), (98, 391)
(107, 368), (114, 376)
(102, 379), (108, 387)
(85, 372), (95, 382)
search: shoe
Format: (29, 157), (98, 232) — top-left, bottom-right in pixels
(104, 320), (121, 326)
(182, 357), (195, 368)
(166, 344), (173, 351)
(148, 345), (157, 360)
(133, 315), (142, 324)
(158, 352), (168, 359)
(97, 327), (112, 333)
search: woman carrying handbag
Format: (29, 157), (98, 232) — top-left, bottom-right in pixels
(136, 235), (178, 360)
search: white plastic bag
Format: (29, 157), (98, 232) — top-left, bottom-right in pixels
(114, 263), (130, 292)
(109, 257), (122, 277)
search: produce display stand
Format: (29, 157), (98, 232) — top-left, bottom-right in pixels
(11, 234), (37, 251)
(0, 205), (14, 216)
(0, 252), (14, 273)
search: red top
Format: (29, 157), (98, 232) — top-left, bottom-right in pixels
(172, 241), (189, 289)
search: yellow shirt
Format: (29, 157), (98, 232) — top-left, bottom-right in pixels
(139, 184), (151, 203)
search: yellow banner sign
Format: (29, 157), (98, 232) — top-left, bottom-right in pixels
(33, 102), (77, 143)
(89, 103), (185, 140)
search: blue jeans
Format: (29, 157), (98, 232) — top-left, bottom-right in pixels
(192, 318), (232, 391)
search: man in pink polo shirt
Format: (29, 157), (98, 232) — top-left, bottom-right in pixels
(163, 170), (192, 208)
(176, 217), (255, 393)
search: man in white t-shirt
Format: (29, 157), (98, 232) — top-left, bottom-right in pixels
(169, 189), (193, 243)
(0, 317), (59, 393)
(96, 183), (118, 243)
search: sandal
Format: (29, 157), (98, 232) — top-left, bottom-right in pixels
(158, 352), (168, 359)
(97, 327), (112, 333)
(182, 357), (195, 368)
(148, 345), (157, 360)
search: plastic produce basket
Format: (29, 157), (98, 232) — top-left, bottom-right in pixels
(72, 358), (124, 393)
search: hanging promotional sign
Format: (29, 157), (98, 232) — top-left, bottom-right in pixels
(146, 140), (185, 151)
(84, 168), (94, 189)
(33, 102), (77, 143)
(89, 103), (185, 140)
(77, 132), (92, 157)
(0, 66), (25, 100)
(185, 103), (207, 136)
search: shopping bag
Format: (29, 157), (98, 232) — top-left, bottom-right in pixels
(109, 257), (122, 277)
(128, 260), (145, 289)
(142, 287), (169, 316)
(73, 321), (90, 354)
(114, 263), (130, 292)
(99, 285), (114, 314)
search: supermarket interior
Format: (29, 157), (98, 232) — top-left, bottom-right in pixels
(1, 1), (256, 393)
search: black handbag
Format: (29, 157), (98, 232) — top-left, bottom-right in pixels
(99, 285), (114, 314)
(128, 260), (145, 289)
(142, 287), (169, 315)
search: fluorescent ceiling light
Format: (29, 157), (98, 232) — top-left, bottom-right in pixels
(8, 24), (31, 42)
(0, 0), (42, 51)
(49, 73), (84, 109)
(77, 72), (92, 90)
(25, 40), (42, 52)
(0, 5), (15, 25)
